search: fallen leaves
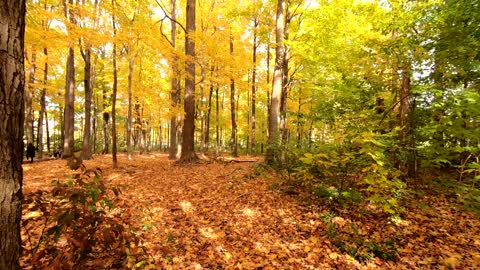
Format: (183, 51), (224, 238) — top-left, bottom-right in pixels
(20, 153), (480, 269)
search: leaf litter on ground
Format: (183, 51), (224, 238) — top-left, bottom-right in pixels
(21, 153), (480, 269)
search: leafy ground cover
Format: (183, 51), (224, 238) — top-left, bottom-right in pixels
(21, 153), (480, 269)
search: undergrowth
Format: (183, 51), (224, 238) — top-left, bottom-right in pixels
(21, 167), (149, 269)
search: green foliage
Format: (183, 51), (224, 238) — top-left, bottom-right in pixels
(417, 89), (480, 170)
(358, 133), (405, 214)
(22, 168), (146, 268)
(431, 177), (480, 216)
(313, 185), (363, 207)
(320, 213), (398, 262)
(291, 132), (404, 215)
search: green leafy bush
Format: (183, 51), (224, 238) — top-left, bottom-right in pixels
(291, 132), (404, 214)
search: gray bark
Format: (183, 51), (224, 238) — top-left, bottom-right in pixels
(266, 0), (285, 164)
(0, 0), (26, 268)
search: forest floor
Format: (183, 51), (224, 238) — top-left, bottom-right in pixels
(22, 152), (480, 269)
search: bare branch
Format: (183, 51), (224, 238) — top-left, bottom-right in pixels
(154, 0), (187, 33)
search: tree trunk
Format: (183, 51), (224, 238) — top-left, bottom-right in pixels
(399, 65), (415, 177)
(266, 32), (271, 139)
(81, 47), (93, 160)
(127, 53), (134, 160)
(26, 51), (35, 144)
(62, 0), (76, 158)
(266, 0), (285, 164)
(102, 98), (110, 154)
(169, 0), (181, 160)
(111, 0), (118, 168)
(215, 86), (220, 156)
(45, 110), (51, 153)
(180, 0), (197, 162)
(38, 47), (48, 158)
(205, 69), (214, 151)
(63, 46), (75, 158)
(296, 90), (302, 148)
(0, 0), (25, 268)
(199, 68), (205, 152)
(60, 105), (65, 148)
(93, 94), (98, 154)
(280, 12), (290, 145)
(230, 34), (238, 157)
(251, 18), (258, 155)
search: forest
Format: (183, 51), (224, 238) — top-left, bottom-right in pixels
(1, 0), (479, 268)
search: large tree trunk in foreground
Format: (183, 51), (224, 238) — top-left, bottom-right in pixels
(180, 0), (197, 162)
(266, 0), (285, 164)
(0, 0), (26, 268)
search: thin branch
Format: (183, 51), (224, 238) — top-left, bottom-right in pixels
(154, 0), (187, 33)
(158, 16), (174, 47)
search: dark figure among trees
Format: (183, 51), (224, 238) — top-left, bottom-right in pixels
(26, 143), (36, 163)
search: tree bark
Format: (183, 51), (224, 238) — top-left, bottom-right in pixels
(0, 0), (25, 268)
(62, 0), (76, 159)
(215, 86), (220, 156)
(26, 51), (35, 144)
(38, 47), (48, 158)
(102, 95), (110, 154)
(251, 18), (258, 155)
(400, 65), (415, 177)
(111, 0), (118, 168)
(45, 110), (50, 153)
(280, 11), (290, 145)
(169, 0), (181, 160)
(230, 33), (238, 157)
(81, 47), (93, 160)
(205, 68), (214, 151)
(266, 0), (285, 164)
(127, 53), (134, 160)
(180, 0), (197, 162)
(296, 90), (302, 148)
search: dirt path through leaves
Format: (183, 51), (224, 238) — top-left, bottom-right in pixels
(22, 153), (480, 269)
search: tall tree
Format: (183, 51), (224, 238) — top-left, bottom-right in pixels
(179, 0), (197, 162)
(215, 85), (220, 156)
(266, 0), (285, 164)
(251, 16), (258, 154)
(127, 50), (135, 160)
(79, 0), (99, 160)
(168, 0), (181, 160)
(80, 46), (93, 159)
(111, 0), (118, 168)
(230, 33), (238, 157)
(26, 51), (35, 145)
(62, 0), (76, 159)
(280, 3), (290, 145)
(0, 0), (25, 268)
(204, 67), (214, 151)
